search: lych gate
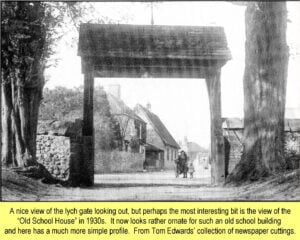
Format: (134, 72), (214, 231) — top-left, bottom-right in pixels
(78, 24), (231, 186)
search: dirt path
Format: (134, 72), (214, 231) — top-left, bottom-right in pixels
(2, 168), (299, 201)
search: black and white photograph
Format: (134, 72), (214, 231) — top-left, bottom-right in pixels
(1, 1), (299, 201)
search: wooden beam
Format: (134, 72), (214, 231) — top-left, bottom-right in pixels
(78, 24), (231, 62)
(206, 69), (225, 185)
(94, 67), (206, 79)
(92, 58), (227, 78)
(82, 58), (94, 136)
(81, 58), (94, 186)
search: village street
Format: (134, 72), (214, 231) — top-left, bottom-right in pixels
(4, 163), (299, 201)
(46, 164), (233, 201)
(95, 163), (211, 188)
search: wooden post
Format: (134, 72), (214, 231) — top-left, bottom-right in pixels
(206, 69), (225, 185)
(0, 74), (2, 200)
(81, 58), (94, 186)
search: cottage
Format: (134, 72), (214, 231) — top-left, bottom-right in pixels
(106, 85), (147, 153)
(223, 118), (300, 175)
(135, 104), (180, 170)
(94, 86), (147, 173)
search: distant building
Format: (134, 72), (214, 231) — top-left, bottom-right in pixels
(135, 104), (180, 170)
(106, 90), (147, 153)
(94, 85), (147, 173)
(223, 118), (300, 175)
(179, 136), (209, 166)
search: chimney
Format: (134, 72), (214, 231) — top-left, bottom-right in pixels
(184, 136), (188, 145)
(146, 102), (151, 110)
(183, 136), (188, 152)
(108, 84), (121, 99)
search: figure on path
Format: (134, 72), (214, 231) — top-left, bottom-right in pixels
(175, 150), (188, 178)
(188, 160), (195, 179)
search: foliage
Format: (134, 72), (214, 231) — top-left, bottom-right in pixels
(1, 2), (57, 166)
(2, 2), (48, 86)
(130, 136), (141, 153)
(1, 1), (117, 84)
(1, 2), (77, 73)
(1, 1), (126, 167)
(39, 86), (83, 120)
(39, 86), (122, 150)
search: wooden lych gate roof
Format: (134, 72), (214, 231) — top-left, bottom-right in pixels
(78, 24), (231, 78)
(78, 24), (232, 186)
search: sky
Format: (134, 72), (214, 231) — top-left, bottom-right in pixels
(45, 2), (300, 148)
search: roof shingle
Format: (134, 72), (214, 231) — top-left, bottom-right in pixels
(78, 24), (231, 61)
(107, 94), (145, 123)
(137, 104), (180, 149)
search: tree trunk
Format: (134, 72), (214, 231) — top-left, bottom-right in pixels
(227, 2), (289, 182)
(1, 2), (64, 187)
(1, 81), (14, 166)
(1, 66), (43, 167)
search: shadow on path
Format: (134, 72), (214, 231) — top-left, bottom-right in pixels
(89, 182), (210, 189)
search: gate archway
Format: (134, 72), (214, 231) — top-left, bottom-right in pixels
(78, 24), (231, 186)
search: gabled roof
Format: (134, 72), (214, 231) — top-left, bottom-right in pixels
(145, 143), (164, 152)
(107, 94), (145, 123)
(78, 24), (231, 61)
(136, 104), (180, 149)
(222, 118), (300, 132)
(187, 142), (208, 153)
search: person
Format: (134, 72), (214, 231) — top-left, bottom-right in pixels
(175, 150), (188, 178)
(188, 161), (195, 179)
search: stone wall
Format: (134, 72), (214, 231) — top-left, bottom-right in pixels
(285, 132), (300, 169)
(95, 150), (144, 173)
(36, 135), (71, 179)
(36, 120), (83, 181)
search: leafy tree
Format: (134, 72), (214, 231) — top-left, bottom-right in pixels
(1, 1), (129, 168)
(39, 86), (122, 151)
(1, 2), (57, 167)
(39, 86), (84, 120)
